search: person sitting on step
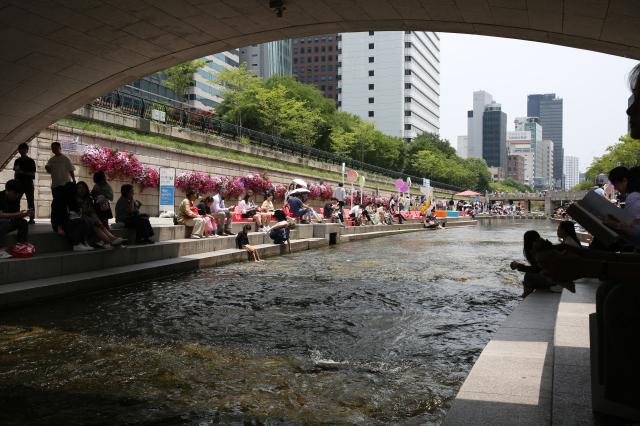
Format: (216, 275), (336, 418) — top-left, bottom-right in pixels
(76, 181), (124, 249)
(90, 171), (114, 230)
(236, 224), (262, 262)
(115, 184), (154, 244)
(0, 179), (30, 259)
(177, 190), (206, 239)
(211, 192), (234, 236)
(269, 209), (294, 253)
(255, 192), (275, 232)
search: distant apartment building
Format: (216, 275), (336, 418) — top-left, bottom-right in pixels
(507, 130), (534, 187)
(239, 41), (292, 80)
(528, 93), (563, 188)
(564, 155), (580, 190)
(537, 139), (555, 189)
(507, 155), (525, 183)
(291, 34), (339, 101)
(482, 101), (507, 171)
(466, 90), (494, 159)
(338, 31), (440, 141)
(457, 135), (468, 158)
(514, 117), (555, 189)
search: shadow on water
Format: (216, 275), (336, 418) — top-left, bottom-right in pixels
(0, 221), (559, 425)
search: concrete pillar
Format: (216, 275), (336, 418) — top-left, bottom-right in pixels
(544, 195), (553, 216)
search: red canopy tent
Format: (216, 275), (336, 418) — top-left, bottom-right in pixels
(455, 190), (480, 197)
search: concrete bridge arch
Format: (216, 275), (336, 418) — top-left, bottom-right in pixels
(1, 0), (640, 167)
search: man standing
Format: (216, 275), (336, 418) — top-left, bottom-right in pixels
(45, 142), (75, 189)
(13, 143), (36, 224)
(211, 192), (234, 236)
(0, 180), (30, 258)
(45, 142), (75, 230)
(333, 182), (346, 213)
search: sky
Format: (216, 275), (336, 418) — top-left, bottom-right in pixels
(439, 33), (637, 173)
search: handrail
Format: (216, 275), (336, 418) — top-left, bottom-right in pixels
(88, 89), (463, 192)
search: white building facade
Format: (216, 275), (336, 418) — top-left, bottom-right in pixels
(538, 139), (555, 189)
(187, 51), (239, 111)
(338, 31), (440, 140)
(507, 130), (534, 187)
(564, 155), (580, 190)
(457, 135), (468, 158)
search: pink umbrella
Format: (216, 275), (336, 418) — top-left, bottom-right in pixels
(455, 190), (480, 197)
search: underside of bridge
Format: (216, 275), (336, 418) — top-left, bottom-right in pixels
(1, 0), (639, 167)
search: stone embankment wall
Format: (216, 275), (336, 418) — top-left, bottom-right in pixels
(0, 106), (458, 217)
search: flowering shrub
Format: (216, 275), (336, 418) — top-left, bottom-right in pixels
(308, 183), (334, 201)
(175, 172), (217, 193)
(134, 167), (160, 188)
(241, 173), (272, 194)
(81, 145), (160, 190)
(81, 145), (142, 179)
(226, 176), (245, 199)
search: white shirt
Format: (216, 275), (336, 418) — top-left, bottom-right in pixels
(238, 199), (256, 214)
(349, 205), (361, 216)
(46, 154), (74, 188)
(212, 194), (227, 213)
(333, 186), (346, 202)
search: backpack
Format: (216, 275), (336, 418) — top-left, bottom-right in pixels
(8, 242), (35, 258)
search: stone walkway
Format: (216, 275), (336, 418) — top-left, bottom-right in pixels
(445, 281), (600, 426)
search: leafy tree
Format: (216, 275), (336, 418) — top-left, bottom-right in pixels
(584, 134), (640, 182)
(215, 66), (263, 129)
(161, 60), (207, 100)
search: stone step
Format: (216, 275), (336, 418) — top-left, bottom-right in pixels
(185, 238), (328, 267)
(0, 238), (327, 308)
(2, 222), (316, 255)
(0, 257), (198, 307)
(0, 229), (312, 285)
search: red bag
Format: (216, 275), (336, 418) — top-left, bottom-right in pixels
(8, 242), (35, 258)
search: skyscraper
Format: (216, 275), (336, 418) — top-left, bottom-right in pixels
(527, 94), (563, 188)
(338, 31), (440, 140)
(466, 91), (494, 159)
(239, 40), (292, 80)
(482, 102), (507, 170)
(564, 155), (580, 190)
(292, 34), (339, 101)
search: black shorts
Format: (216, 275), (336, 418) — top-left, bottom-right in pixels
(241, 210), (257, 218)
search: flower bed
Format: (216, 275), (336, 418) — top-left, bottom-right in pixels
(81, 145), (159, 188)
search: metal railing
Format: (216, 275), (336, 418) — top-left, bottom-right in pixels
(89, 89), (463, 192)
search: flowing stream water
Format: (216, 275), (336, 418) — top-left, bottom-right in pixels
(0, 220), (559, 425)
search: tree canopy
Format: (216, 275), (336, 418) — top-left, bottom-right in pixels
(214, 67), (493, 190)
(574, 134), (640, 190)
(160, 60), (207, 100)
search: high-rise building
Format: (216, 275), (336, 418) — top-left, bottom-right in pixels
(507, 155), (525, 183)
(507, 130), (534, 187)
(467, 90), (494, 159)
(564, 155), (580, 190)
(457, 135), (468, 158)
(482, 102), (507, 170)
(292, 34), (339, 101)
(187, 51), (240, 111)
(338, 31), (440, 141)
(239, 40), (292, 80)
(528, 94), (563, 188)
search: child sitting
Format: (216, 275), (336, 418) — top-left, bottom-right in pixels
(236, 224), (262, 262)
